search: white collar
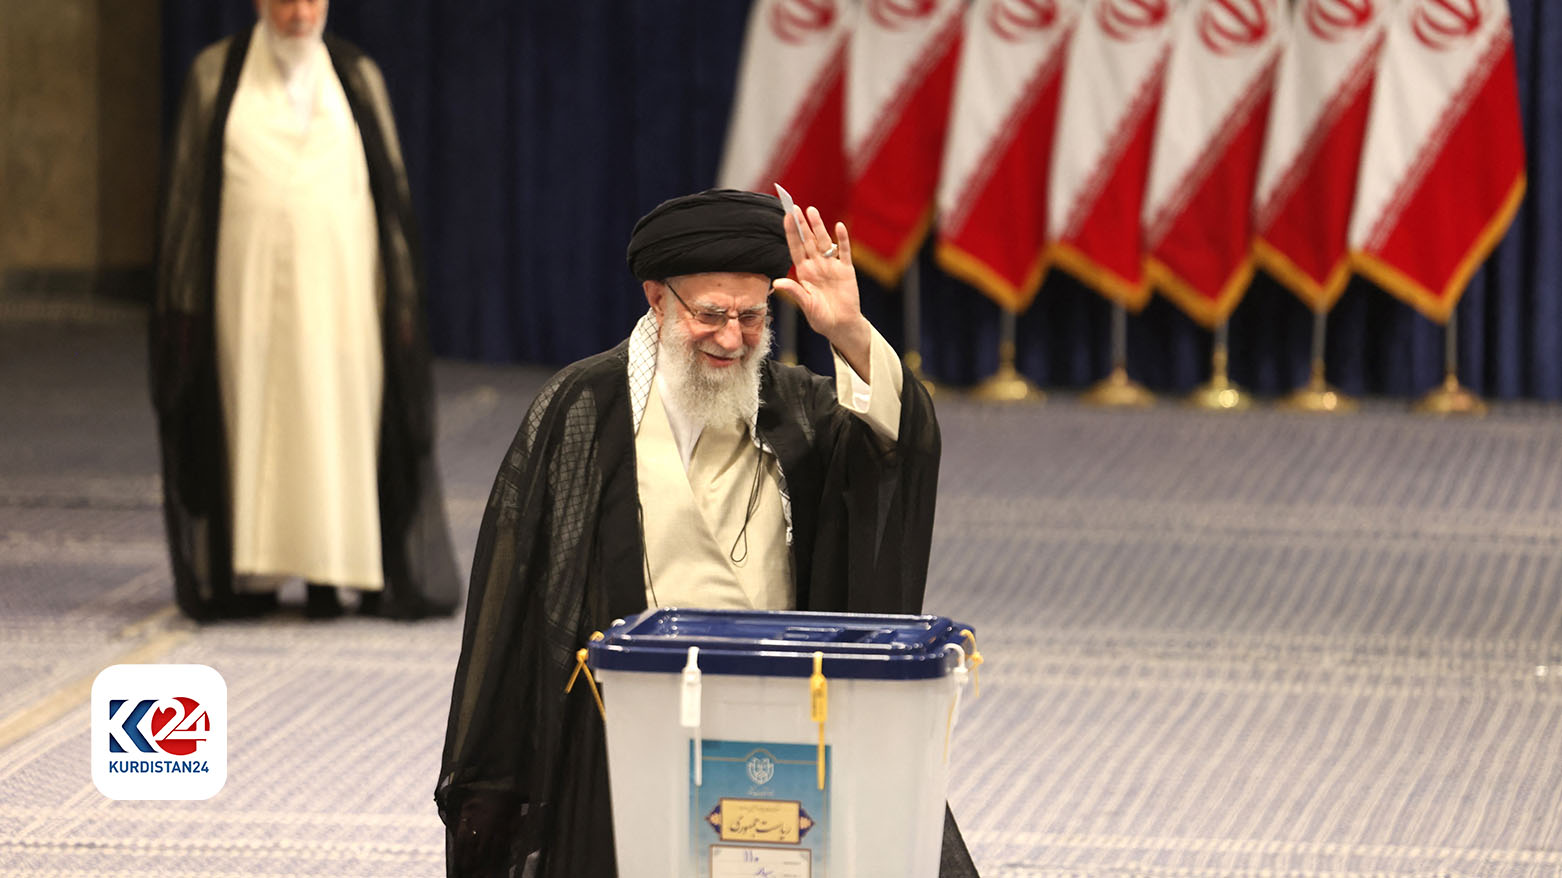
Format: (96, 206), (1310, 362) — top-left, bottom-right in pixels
(627, 310), (659, 434)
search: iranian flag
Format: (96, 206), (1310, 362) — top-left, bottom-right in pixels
(1253, 0), (1389, 312)
(1349, 0), (1526, 322)
(935, 0), (1080, 313)
(845, 0), (966, 286)
(1048, 0), (1180, 310)
(1142, 0), (1285, 327)
(718, 0), (853, 224)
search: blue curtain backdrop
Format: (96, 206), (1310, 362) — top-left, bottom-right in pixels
(161, 0), (1561, 399)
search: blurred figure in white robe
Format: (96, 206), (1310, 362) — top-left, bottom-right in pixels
(151, 0), (460, 621)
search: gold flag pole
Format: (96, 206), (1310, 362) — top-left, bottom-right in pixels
(971, 310), (1044, 402)
(777, 300), (800, 366)
(1082, 302), (1155, 407)
(1188, 321), (1252, 410)
(902, 260), (940, 397)
(1278, 306), (1356, 412)
(1414, 313), (1486, 415)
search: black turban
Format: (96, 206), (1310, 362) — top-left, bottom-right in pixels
(626, 189), (792, 281)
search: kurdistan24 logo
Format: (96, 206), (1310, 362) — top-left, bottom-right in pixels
(92, 664), (227, 800)
(106, 696), (210, 758)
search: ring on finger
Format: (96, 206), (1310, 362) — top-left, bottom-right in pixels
(821, 243), (839, 259)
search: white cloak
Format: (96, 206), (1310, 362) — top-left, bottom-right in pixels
(215, 25), (385, 589)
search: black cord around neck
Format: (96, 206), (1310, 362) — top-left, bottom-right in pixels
(640, 437), (768, 605)
(637, 497), (659, 608)
(728, 442), (766, 565)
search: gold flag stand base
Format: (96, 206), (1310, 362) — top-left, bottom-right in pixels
(905, 351), (941, 398)
(1081, 366), (1155, 407)
(1414, 374), (1487, 416)
(1278, 380), (1356, 413)
(1278, 369), (1357, 413)
(971, 343), (1045, 403)
(1189, 327), (1250, 411)
(971, 363), (1045, 402)
(1188, 372), (1252, 411)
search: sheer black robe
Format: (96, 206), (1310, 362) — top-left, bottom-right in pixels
(150, 28), (459, 620)
(437, 341), (978, 875)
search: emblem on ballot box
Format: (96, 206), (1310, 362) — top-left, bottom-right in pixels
(747, 753), (776, 786)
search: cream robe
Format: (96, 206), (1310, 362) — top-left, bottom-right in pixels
(636, 325), (904, 610)
(215, 26), (385, 589)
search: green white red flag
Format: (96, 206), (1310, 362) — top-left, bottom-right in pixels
(1142, 0), (1285, 327)
(1348, 0), (1526, 322)
(935, 0), (1081, 313)
(1048, 0), (1180, 310)
(845, 0), (966, 286)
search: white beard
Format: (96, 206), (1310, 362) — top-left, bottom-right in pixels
(262, 7), (327, 75)
(657, 313), (771, 431)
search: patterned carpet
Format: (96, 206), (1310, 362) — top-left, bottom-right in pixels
(3, 314), (1561, 877)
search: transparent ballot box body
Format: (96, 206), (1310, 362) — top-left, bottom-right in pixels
(587, 608), (975, 878)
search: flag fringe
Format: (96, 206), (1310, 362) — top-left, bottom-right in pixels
(1253, 238), (1351, 312)
(1146, 256), (1255, 329)
(1351, 173), (1526, 324)
(934, 241), (1047, 315)
(850, 207), (935, 289)
(1049, 242), (1151, 312)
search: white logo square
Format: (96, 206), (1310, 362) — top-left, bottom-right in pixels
(91, 664), (227, 800)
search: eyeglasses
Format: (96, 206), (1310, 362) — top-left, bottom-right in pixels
(664, 281), (769, 332)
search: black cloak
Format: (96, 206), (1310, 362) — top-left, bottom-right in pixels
(150, 27), (459, 620)
(436, 336), (979, 875)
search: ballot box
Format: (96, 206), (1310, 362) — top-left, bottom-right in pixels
(587, 608), (977, 878)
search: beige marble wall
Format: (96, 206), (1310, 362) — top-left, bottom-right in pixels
(2, 0), (99, 272)
(0, 0), (159, 288)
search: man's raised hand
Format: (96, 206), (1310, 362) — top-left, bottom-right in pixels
(774, 205), (872, 379)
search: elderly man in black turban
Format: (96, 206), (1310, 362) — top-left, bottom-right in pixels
(437, 190), (973, 876)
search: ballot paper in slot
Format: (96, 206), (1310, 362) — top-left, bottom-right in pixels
(589, 608), (977, 878)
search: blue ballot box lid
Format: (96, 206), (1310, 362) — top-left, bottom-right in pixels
(587, 608), (974, 680)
